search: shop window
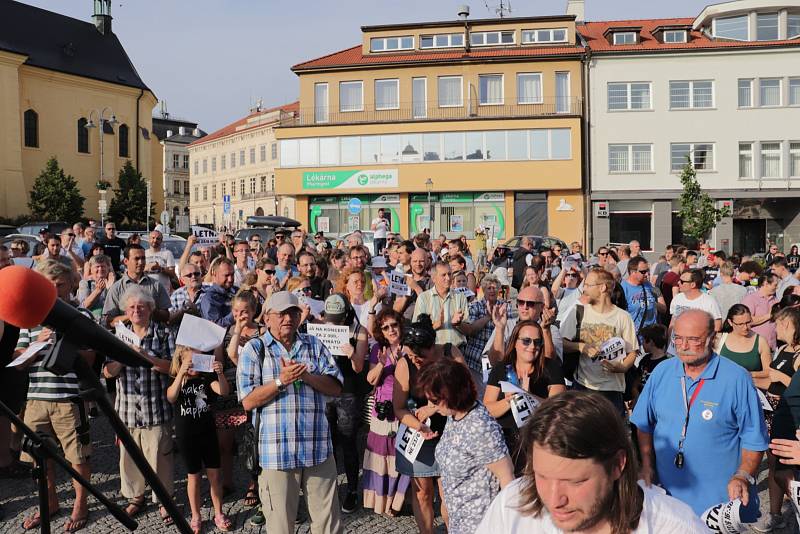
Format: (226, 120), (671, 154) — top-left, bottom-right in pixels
(610, 212), (652, 250)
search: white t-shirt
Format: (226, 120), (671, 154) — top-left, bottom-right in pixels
(145, 248), (176, 269)
(669, 291), (722, 320)
(476, 479), (709, 534)
(372, 217), (389, 238)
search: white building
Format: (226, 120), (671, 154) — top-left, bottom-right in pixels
(583, 0), (800, 255)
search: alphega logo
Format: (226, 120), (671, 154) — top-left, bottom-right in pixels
(357, 174), (369, 186)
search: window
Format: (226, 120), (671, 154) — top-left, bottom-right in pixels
(173, 180), (180, 194)
(222, 183), (226, 197)
(260, 176), (267, 192)
(608, 144), (653, 173)
(375, 79), (400, 110)
(556, 72), (570, 113)
(212, 184), (216, 199)
(531, 129), (571, 160)
(669, 80), (713, 109)
(756, 13), (779, 41)
(260, 144), (266, 162)
(420, 33), (464, 48)
(202, 185), (207, 201)
(211, 157), (216, 172)
(194, 187), (199, 202)
(470, 31), (515, 46)
(240, 179), (245, 197)
(249, 177), (256, 194)
(194, 161), (199, 175)
(221, 154), (226, 170)
(663, 30), (687, 43)
(466, 132), (483, 160)
(319, 137), (339, 165)
(714, 15), (749, 40)
(521, 28), (567, 43)
(184, 180), (189, 195)
(412, 77), (427, 118)
(230, 152), (236, 168)
(760, 78), (781, 106)
(370, 35), (414, 52)
(77, 117), (89, 153)
(314, 83), (328, 124)
(339, 81), (363, 112)
(249, 147), (255, 164)
(202, 159), (207, 174)
(239, 150), (245, 166)
(607, 82), (651, 110)
(789, 78), (800, 106)
(761, 142), (782, 178)
(613, 32), (637, 45)
(443, 132), (464, 160)
(231, 180), (236, 197)
(118, 124), (129, 157)
(24, 109), (38, 148)
(361, 136), (379, 164)
(791, 142), (800, 177)
(738, 79), (753, 107)
(299, 138), (318, 166)
(479, 75), (503, 105)
(280, 140), (298, 166)
(484, 131), (506, 160)
(507, 130), (528, 159)
(423, 133), (441, 161)
(183, 155), (189, 169)
(438, 76), (463, 107)
(671, 143), (715, 171)
(610, 211), (652, 251)
(517, 73), (542, 104)
(381, 134), (401, 163)
(173, 154), (180, 168)
(271, 142), (278, 159)
(789, 14), (800, 38)
(340, 136), (360, 164)
(739, 142), (753, 178)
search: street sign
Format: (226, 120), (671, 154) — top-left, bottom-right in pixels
(223, 194), (231, 215)
(160, 210), (170, 226)
(98, 200), (108, 214)
(595, 202), (609, 218)
(348, 197), (362, 215)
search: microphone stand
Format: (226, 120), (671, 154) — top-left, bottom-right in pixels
(10, 335), (192, 533)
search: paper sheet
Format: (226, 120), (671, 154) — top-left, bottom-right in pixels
(389, 271), (410, 297)
(303, 297), (325, 318)
(191, 353), (215, 373)
(306, 323), (350, 356)
(115, 323), (141, 347)
(176, 314), (226, 352)
(6, 341), (52, 368)
(509, 393), (539, 428)
(757, 388), (772, 412)
(396, 419), (431, 464)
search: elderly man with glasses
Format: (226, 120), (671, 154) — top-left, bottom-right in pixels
(168, 263), (205, 325)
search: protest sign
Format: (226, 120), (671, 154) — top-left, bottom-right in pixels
(176, 314), (226, 352)
(389, 271), (410, 297)
(598, 337), (626, 362)
(191, 225), (218, 246)
(115, 323), (141, 347)
(396, 420), (429, 463)
(306, 323), (350, 356)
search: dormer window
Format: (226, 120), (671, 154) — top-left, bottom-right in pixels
(713, 15), (749, 40)
(663, 30), (687, 43)
(370, 36), (414, 52)
(756, 13), (779, 41)
(789, 14), (800, 38)
(613, 32), (637, 45)
(521, 28), (568, 44)
(420, 33), (464, 49)
(470, 31), (515, 46)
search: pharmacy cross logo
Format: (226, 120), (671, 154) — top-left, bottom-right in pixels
(357, 174), (369, 186)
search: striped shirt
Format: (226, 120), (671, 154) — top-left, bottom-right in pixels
(17, 308), (94, 401)
(413, 287), (470, 347)
(237, 330), (343, 470)
(113, 321), (175, 428)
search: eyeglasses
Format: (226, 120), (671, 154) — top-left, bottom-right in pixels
(673, 335), (706, 346)
(381, 322), (400, 332)
(105, 227), (115, 231)
(299, 287), (313, 295)
(10, 246), (23, 251)
(183, 271), (201, 278)
(598, 252), (609, 256)
(518, 299), (544, 308)
(517, 336), (544, 349)
(565, 273), (579, 278)
(250, 248), (258, 252)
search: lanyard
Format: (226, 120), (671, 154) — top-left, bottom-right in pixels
(678, 376), (706, 451)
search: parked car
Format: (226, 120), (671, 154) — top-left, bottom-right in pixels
(234, 215), (303, 244)
(0, 225), (18, 238)
(116, 231), (188, 258)
(0, 233), (40, 257)
(489, 235), (568, 269)
(17, 221), (70, 236)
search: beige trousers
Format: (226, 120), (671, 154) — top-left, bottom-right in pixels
(119, 423), (174, 502)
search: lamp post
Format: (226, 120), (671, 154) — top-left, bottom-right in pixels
(425, 178), (434, 233)
(85, 107), (117, 223)
(212, 201), (216, 230)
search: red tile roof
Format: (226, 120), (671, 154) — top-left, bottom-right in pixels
(580, 18), (800, 53)
(292, 44), (584, 71)
(189, 101), (299, 147)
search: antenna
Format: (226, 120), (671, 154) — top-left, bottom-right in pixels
(484, 0), (512, 18)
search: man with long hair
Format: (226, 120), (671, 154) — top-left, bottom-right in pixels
(477, 390), (706, 533)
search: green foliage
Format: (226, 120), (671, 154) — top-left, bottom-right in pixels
(678, 157), (730, 242)
(28, 157), (85, 222)
(107, 161), (154, 229)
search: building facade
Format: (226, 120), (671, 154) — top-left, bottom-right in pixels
(275, 12), (585, 245)
(0, 0), (159, 220)
(188, 102), (299, 229)
(583, 0), (800, 255)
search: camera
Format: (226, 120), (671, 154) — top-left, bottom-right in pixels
(375, 400), (394, 421)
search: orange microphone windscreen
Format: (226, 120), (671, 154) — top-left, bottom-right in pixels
(0, 265), (57, 328)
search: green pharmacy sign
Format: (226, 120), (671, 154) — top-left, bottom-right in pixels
(302, 169), (398, 190)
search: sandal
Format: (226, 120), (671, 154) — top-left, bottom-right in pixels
(124, 497), (145, 518)
(244, 487), (259, 507)
(64, 513), (89, 532)
(22, 508), (60, 530)
(214, 513), (233, 532)
(190, 517), (202, 534)
(160, 506), (174, 526)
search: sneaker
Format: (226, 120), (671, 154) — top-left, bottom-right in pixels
(248, 507), (265, 527)
(341, 492), (358, 514)
(752, 512), (786, 533)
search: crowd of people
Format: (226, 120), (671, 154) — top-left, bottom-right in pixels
(2, 222), (800, 533)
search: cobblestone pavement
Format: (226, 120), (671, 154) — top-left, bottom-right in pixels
(0, 413), (797, 533)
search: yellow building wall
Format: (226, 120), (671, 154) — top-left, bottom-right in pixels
(547, 189), (584, 245)
(1, 59), (157, 220)
(149, 135), (165, 220)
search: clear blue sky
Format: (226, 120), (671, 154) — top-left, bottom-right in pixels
(21, 0), (713, 132)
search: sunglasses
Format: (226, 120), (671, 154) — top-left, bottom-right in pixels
(184, 272), (202, 278)
(250, 248), (259, 252)
(517, 336), (544, 349)
(598, 252), (608, 256)
(262, 269), (276, 275)
(10, 246), (23, 251)
(300, 287), (313, 295)
(679, 279), (693, 284)
(637, 269), (650, 274)
(518, 299), (544, 308)
(381, 322), (400, 332)
(565, 273), (579, 278)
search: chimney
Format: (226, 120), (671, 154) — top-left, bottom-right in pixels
(457, 5), (470, 20)
(166, 130), (173, 138)
(566, 0), (584, 23)
(178, 126), (186, 136)
(92, 0), (113, 35)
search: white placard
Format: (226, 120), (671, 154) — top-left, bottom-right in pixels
(7, 341), (52, 368)
(453, 286), (475, 299)
(757, 389), (773, 412)
(191, 225), (218, 246)
(191, 353), (215, 373)
(306, 323), (350, 356)
(700, 499), (743, 534)
(389, 271), (410, 297)
(499, 380), (528, 396)
(304, 297), (325, 318)
(176, 314), (227, 352)
(598, 336), (626, 362)
(396, 420), (430, 464)
(510, 393), (539, 428)
(481, 354), (492, 383)
(115, 323), (141, 347)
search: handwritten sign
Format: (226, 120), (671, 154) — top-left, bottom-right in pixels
(115, 323), (141, 347)
(306, 323), (350, 356)
(7, 341), (52, 368)
(598, 337), (626, 362)
(191, 353), (215, 373)
(191, 225), (218, 246)
(389, 271), (410, 297)
(509, 393), (539, 428)
(396, 420), (429, 464)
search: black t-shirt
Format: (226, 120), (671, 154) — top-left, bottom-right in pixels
(173, 375), (218, 438)
(638, 353), (668, 389)
(487, 359), (565, 430)
(99, 237), (126, 272)
(768, 347), (799, 396)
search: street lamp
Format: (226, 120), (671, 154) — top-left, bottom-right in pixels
(85, 107), (117, 224)
(425, 178), (434, 233)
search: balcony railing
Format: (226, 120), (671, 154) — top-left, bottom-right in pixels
(280, 97), (582, 127)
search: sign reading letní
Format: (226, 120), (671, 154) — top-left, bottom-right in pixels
(302, 169), (398, 190)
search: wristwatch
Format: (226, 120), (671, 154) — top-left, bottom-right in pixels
(275, 378), (286, 392)
(733, 470), (755, 485)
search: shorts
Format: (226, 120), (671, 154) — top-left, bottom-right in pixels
(178, 432), (221, 474)
(22, 399), (92, 465)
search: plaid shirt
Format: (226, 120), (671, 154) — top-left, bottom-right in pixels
(169, 285), (205, 313)
(237, 330), (343, 471)
(463, 299), (512, 373)
(112, 321), (175, 428)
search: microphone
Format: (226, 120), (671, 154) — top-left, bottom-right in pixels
(0, 266), (152, 368)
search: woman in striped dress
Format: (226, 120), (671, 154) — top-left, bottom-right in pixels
(362, 308), (410, 515)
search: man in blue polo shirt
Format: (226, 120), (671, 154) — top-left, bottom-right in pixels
(631, 309), (768, 519)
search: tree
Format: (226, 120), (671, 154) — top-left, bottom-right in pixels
(678, 156), (730, 243)
(28, 157), (85, 221)
(108, 161), (154, 229)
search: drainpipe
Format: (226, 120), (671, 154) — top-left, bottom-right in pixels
(581, 47), (593, 251)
